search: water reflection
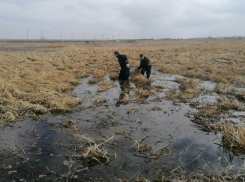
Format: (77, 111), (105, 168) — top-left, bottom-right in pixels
(116, 79), (130, 107)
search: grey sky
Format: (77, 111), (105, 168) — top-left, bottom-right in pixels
(0, 0), (244, 39)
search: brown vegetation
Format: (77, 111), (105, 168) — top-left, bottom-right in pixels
(221, 121), (245, 153)
(197, 106), (220, 118)
(98, 81), (116, 92)
(1, 39), (245, 124)
(95, 98), (107, 104)
(178, 79), (200, 102)
(218, 96), (245, 111)
(132, 74), (152, 85)
(73, 134), (113, 164)
(134, 88), (154, 103)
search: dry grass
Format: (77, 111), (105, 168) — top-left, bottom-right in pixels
(109, 67), (119, 80)
(98, 81), (116, 92)
(1, 39), (245, 123)
(221, 121), (245, 152)
(178, 79), (200, 102)
(95, 97), (107, 104)
(73, 134), (114, 164)
(151, 106), (163, 111)
(132, 74), (152, 85)
(134, 88), (154, 103)
(88, 69), (106, 84)
(121, 93), (131, 104)
(109, 72), (119, 80)
(166, 89), (178, 100)
(157, 64), (181, 74)
(197, 106), (220, 118)
(61, 119), (80, 131)
(218, 96), (245, 111)
(129, 59), (140, 68)
(215, 83), (236, 94)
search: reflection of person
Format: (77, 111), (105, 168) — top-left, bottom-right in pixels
(138, 54), (152, 78)
(114, 51), (130, 107)
(114, 51), (130, 91)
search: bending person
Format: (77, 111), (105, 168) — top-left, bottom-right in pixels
(138, 54), (152, 78)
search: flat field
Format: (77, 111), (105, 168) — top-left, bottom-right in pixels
(1, 39), (245, 181)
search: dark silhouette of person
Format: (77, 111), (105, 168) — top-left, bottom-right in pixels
(114, 51), (130, 107)
(138, 54), (152, 78)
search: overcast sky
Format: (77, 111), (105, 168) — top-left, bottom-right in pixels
(0, 0), (245, 39)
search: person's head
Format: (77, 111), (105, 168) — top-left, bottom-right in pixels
(140, 54), (144, 60)
(114, 51), (119, 58)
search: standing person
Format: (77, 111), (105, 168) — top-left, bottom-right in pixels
(114, 51), (130, 92)
(114, 51), (130, 107)
(138, 54), (152, 78)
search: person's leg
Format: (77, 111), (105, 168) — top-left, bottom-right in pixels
(146, 66), (152, 78)
(141, 69), (145, 76)
(118, 79), (125, 91)
(124, 80), (130, 94)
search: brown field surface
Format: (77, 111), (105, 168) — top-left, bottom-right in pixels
(1, 39), (245, 123)
(1, 39), (245, 180)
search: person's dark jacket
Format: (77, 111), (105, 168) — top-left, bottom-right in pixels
(117, 54), (130, 80)
(117, 54), (129, 69)
(138, 57), (151, 70)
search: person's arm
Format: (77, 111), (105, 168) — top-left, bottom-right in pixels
(138, 60), (143, 70)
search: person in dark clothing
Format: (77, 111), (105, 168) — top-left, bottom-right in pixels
(114, 51), (130, 106)
(138, 54), (152, 78)
(114, 51), (130, 81)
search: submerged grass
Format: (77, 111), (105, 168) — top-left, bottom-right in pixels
(73, 134), (114, 165)
(221, 121), (245, 153)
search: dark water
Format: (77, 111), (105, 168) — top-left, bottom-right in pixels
(1, 71), (245, 181)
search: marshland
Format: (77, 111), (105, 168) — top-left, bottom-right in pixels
(1, 39), (245, 181)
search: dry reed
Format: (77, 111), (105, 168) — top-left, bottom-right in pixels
(98, 81), (116, 92)
(132, 74), (152, 85)
(221, 121), (245, 152)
